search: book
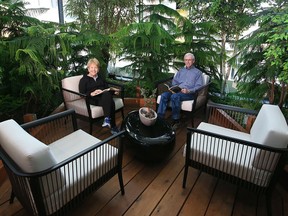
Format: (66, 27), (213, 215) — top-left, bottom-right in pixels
(95, 87), (120, 95)
(164, 83), (182, 93)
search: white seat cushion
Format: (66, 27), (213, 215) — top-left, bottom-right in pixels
(49, 129), (101, 162)
(45, 129), (119, 214)
(186, 122), (272, 187)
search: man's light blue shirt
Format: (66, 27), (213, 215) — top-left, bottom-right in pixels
(172, 65), (203, 93)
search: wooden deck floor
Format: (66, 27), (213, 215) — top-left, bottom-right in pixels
(1, 104), (288, 216)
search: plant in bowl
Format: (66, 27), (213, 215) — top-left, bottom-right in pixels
(139, 87), (157, 126)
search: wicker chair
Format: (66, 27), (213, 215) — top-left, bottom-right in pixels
(183, 102), (288, 216)
(0, 109), (125, 216)
(155, 73), (210, 127)
(61, 75), (125, 134)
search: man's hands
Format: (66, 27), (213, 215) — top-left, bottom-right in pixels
(181, 88), (190, 94)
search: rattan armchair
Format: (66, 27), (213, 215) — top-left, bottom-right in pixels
(61, 75), (125, 134)
(0, 109), (125, 215)
(183, 102), (288, 216)
(155, 73), (210, 127)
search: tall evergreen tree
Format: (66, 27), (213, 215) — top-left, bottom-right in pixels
(65, 0), (137, 34)
(178, 0), (263, 95)
(236, 2), (288, 107)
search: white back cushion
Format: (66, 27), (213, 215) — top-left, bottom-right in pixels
(0, 119), (57, 173)
(202, 73), (210, 85)
(250, 104), (288, 148)
(61, 75), (83, 102)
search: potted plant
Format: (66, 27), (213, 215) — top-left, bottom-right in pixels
(139, 87), (157, 126)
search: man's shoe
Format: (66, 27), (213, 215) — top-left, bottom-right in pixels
(111, 126), (120, 135)
(102, 117), (111, 128)
(171, 119), (180, 130)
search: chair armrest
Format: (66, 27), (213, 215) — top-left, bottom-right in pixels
(21, 109), (78, 144)
(61, 87), (87, 99)
(206, 102), (258, 132)
(194, 81), (211, 95)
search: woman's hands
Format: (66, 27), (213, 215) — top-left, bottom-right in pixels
(91, 88), (120, 96)
(91, 89), (103, 96)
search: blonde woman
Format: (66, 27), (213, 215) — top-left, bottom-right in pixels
(79, 58), (119, 134)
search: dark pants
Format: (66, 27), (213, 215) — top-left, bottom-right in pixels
(90, 91), (116, 127)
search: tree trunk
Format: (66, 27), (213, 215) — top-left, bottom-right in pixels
(269, 79), (275, 104)
(220, 32), (227, 96)
(278, 82), (287, 108)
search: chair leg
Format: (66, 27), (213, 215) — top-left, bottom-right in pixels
(182, 164), (189, 188)
(266, 193), (272, 216)
(89, 122), (93, 134)
(118, 171), (125, 195)
(191, 116), (194, 128)
(121, 109), (125, 120)
(9, 190), (15, 203)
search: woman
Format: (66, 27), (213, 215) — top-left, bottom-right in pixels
(79, 58), (119, 134)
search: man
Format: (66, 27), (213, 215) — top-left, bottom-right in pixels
(157, 53), (203, 128)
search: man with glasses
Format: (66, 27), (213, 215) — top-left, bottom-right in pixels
(157, 53), (203, 129)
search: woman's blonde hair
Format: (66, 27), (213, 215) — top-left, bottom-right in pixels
(87, 58), (100, 68)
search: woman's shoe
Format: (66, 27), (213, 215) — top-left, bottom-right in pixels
(102, 117), (111, 128)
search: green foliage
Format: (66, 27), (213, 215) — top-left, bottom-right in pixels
(0, 0), (114, 119)
(179, 0), (263, 95)
(235, 4), (288, 107)
(111, 3), (220, 89)
(0, 94), (26, 122)
(262, 12), (288, 83)
(210, 92), (263, 111)
(111, 21), (175, 84)
(140, 87), (157, 109)
(65, 0), (137, 34)
(0, 0), (41, 38)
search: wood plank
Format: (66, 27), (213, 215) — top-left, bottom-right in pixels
(0, 180), (24, 216)
(0, 178), (11, 204)
(205, 179), (237, 216)
(70, 158), (145, 216)
(232, 188), (257, 216)
(95, 161), (168, 216)
(276, 184), (288, 216)
(0, 160), (7, 187)
(270, 187), (284, 216)
(150, 168), (200, 216)
(256, 194), (268, 216)
(179, 172), (218, 216)
(123, 148), (186, 216)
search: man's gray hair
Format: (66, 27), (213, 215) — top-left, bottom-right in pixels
(184, 53), (195, 60)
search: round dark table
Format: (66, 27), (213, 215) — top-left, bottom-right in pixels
(122, 110), (176, 162)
